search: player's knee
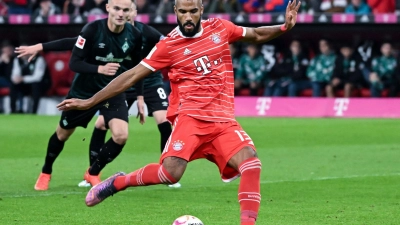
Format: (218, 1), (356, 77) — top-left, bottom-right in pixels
(241, 146), (257, 158)
(95, 116), (106, 130)
(56, 126), (74, 141)
(228, 146), (258, 170)
(111, 131), (128, 145)
(162, 157), (187, 181)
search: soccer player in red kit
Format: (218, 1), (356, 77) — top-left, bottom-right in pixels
(58, 0), (300, 223)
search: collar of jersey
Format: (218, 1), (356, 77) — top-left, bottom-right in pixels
(176, 23), (204, 38)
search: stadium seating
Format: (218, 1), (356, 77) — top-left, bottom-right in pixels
(0, 87), (9, 96)
(43, 51), (75, 97)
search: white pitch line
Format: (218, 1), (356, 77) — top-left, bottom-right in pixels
(260, 172), (400, 184)
(2, 173), (399, 199)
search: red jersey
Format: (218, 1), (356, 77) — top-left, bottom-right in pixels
(141, 18), (246, 123)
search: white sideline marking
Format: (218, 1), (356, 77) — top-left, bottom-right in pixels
(260, 173), (400, 184)
(2, 173), (399, 198)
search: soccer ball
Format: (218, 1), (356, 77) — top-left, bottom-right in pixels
(172, 215), (204, 225)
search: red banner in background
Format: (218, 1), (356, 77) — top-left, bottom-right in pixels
(234, 97), (400, 118)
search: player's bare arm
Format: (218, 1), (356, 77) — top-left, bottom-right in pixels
(241, 0), (300, 44)
(57, 63), (152, 111)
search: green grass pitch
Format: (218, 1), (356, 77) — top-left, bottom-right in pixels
(0, 115), (399, 224)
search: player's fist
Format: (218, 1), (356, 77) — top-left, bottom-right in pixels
(99, 63), (120, 76)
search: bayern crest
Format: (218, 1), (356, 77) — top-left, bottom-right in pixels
(172, 140), (185, 151)
(211, 33), (221, 44)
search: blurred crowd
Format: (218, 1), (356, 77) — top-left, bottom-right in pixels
(0, 0), (400, 17)
(1, 0), (400, 114)
(231, 40), (400, 98)
(1, 38), (400, 114)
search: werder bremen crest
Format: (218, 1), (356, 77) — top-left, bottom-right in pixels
(122, 40), (129, 53)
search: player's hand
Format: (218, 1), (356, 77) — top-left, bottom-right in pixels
(99, 63), (120, 76)
(15, 44), (43, 62)
(57, 98), (92, 111)
(136, 96), (146, 125)
(284, 0), (301, 30)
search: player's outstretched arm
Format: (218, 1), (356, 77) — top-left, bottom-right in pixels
(15, 44), (43, 62)
(57, 63), (152, 111)
(15, 37), (77, 62)
(241, 0), (300, 44)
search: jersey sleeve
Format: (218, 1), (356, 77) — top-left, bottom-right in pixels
(144, 24), (164, 45)
(69, 22), (98, 74)
(140, 39), (171, 72)
(141, 24), (164, 59)
(219, 18), (246, 44)
(72, 21), (96, 58)
(42, 37), (77, 52)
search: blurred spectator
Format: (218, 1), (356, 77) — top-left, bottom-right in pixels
(230, 44), (241, 77)
(64, 0), (86, 16)
(236, 44), (266, 96)
(367, 0), (395, 13)
(286, 40), (310, 97)
(84, 0), (106, 15)
(345, 0), (371, 14)
(0, 0), (8, 16)
(393, 59), (400, 96)
(307, 39), (336, 97)
(397, 0), (400, 13)
(136, 0), (156, 14)
(369, 43), (397, 97)
(320, 0), (347, 13)
(204, 0), (244, 13)
(326, 44), (364, 98)
(32, 0), (61, 18)
(239, 0), (263, 13)
(10, 51), (51, 114)
(303, 0), (321, 13)
(8, 0), (32, 14)
(156, 0), (174, 15)
(0, 41), (14, 113)
(52, 0), (65, 11)
(264, 0), (290, 12)
(230, 44), (242, 95)
(263, 51), (291, 96)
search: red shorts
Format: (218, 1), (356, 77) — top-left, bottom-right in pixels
(160, 115), (256, 182)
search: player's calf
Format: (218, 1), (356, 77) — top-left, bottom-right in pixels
(112, 157), (186, 190)
(238, 157), (261, 225)
(157, 121), (172, 154)
(162, 156), (187, 181)
(89, 138), (126, 175)
(229, 147), (261, 225)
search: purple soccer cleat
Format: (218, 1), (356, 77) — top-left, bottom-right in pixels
(85, 172), (126, 207)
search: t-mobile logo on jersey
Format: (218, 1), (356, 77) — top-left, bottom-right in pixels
(334, 98), (350, 116)
(256, 97), (272, 115)
(194, 56), (222, 75)
(194, 56), (212, 75)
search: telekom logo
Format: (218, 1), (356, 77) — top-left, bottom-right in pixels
(256, 98), (272, 115)
(334, 98), (350, 116)
(194, 56), (212, 75)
